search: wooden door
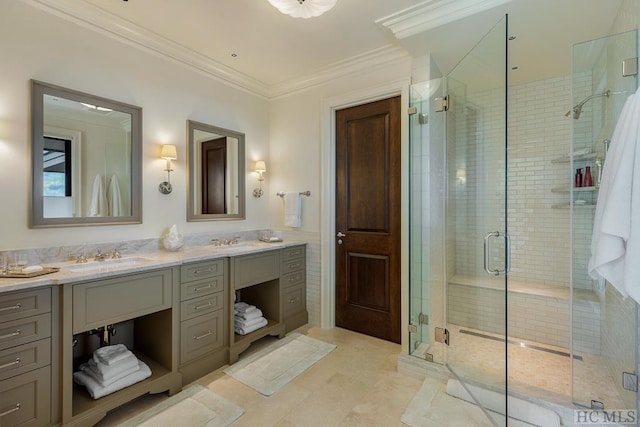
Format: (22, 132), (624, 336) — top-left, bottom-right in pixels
(201, 138), (227, 214)
(335, 96), (401, 343)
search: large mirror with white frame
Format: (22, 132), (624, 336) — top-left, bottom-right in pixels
(187, 120), (245, 221)
(31, 80), (142, 227)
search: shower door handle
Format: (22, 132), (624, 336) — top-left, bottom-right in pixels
(484, 231), (511, 276)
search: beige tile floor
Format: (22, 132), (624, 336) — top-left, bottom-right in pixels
(96, 326), (438, 427)
(440, 324), (627, 409)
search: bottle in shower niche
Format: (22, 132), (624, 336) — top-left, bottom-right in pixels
(575, 168), (583, 188)
(583, 166), (593, 187)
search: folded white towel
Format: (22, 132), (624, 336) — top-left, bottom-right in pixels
(234, 308), (263, 321)
(234, 303), (257, 314)
(284, 192), (302, 228)
(80, 360), (141, 387)
(234, 316), (266, 329)
(73, 360), (151, 399)
(234, 317), (268, 335)
(93, 344), (134, 366)
(84, 355), (139, 382)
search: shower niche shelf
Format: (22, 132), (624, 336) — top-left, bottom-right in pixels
(550, 153), (599, 163)
(551, 186), (598, 193)
(551, 202), (596, 209)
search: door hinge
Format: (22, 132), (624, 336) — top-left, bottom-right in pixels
(622, 57), (638, 77)
(407, 106), (417, 115)
(408, 324), (418, 334)
(435, 95), (449, 112)
(435, 327), (449, 345)
(418, 313), (429, 325)
(623, 372), (638, 392)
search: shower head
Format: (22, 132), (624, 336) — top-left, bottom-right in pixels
(565, 90), (611, 120)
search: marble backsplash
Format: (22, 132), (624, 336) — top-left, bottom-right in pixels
(0, 229), (277, 266)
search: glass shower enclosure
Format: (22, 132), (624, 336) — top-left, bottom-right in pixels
(409, 14), (638, 426)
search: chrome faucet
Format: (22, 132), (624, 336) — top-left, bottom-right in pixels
(94, 250), (106, 261)
(110, 247), (126, 259)
(75, 254), (88, 264)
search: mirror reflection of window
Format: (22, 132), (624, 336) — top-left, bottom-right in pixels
(31, 80), (142, 227)
(43, 136), (71, 197)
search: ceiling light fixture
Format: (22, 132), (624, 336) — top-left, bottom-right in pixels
(268, 0), (337, 19)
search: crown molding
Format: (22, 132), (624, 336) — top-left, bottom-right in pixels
(376, 0), (511, 40)
(268, 45), (411, 99)
(22, 0), (413, 100)
(23, 0), (271, 98)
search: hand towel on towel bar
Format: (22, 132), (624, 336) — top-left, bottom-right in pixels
(588, 87), (640, 303)
(284, 192), (302, 227)
(88, 174), (108, 217)
(107, 174), (123, 216)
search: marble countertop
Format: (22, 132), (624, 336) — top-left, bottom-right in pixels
(0, 240), (306, 294)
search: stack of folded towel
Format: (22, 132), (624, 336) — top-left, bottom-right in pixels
(234, 302), (268, 335)
(73, 344), (151, 399)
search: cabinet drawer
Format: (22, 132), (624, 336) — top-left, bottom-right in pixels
(281, 270), (306, 289)
(0, 339), (50, 382)
(233, 251), (280, 290)
(281, 245), (305, 263)
(73, 269), (172, 334)
(181, 260), (225, 283)
(180, 311), (224, 365)
(180, 276), (224, 301)
(0, 314), (51, 352)
(180, 293), (224, 322)
(0, 289), (51, 324)
(282, 284), (306, 318)
(282, 259), (305, 275)
(0, 366), (50, 427)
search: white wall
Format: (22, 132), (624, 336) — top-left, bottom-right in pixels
(0, 1), (271, 250)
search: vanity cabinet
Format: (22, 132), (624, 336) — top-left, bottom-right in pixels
(229, 250), (285, 363)
(178, 259), (228, 385)
(281, 245), (308, 332)
(0, 288), (53, 427)
(60, 268), (181, 426)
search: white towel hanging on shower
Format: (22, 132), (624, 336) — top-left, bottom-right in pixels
(588, 87), (640, 303)
(88, 174), (108, 217)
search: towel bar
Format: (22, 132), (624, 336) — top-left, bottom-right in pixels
(276, 191), (311, 197)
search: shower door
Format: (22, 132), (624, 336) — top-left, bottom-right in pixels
(409, 15), (508, 423)
(570, 29), (638, 411)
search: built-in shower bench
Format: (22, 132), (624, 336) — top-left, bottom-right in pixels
(447, 275), (600, 354)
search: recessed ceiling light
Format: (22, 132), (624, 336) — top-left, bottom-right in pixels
(511, 66), (519, 71)
(509, 36), (516, 41)
(231, 53), (238, 58)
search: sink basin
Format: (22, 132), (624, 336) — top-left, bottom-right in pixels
(63, 257), (153, 273)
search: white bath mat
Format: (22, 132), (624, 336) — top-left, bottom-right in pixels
(117, 385), (243, 427)
(224, 332), (336, 396)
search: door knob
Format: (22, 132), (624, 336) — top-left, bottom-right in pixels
(336, 232), (346, 237)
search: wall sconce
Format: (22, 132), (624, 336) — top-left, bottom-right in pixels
(253, 160), (266, 198)
(159, 144), (177, 195)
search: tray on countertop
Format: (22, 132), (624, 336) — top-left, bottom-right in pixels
(0, 266), (60, 278)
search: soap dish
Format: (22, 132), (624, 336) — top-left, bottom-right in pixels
(0, 267), (60, 278)
(259, 237), (283, 243)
